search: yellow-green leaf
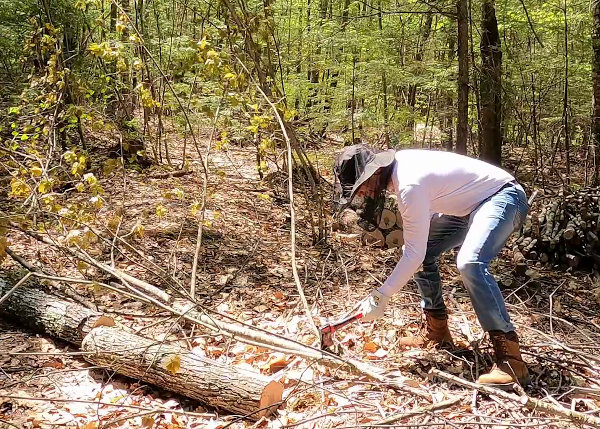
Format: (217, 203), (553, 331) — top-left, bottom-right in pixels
(156, 204), (167, 218)
(30, 166), (42, 177)
(132, 221), (144, 237)
(38, 178), (53, 194)
(165, 354), (181, 375)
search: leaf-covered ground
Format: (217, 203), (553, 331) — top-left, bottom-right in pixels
(1, 134), (600, 428)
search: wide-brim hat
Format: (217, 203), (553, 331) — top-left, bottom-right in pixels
(333, 144), (396, 213)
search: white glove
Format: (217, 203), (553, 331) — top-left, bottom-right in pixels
(357, 290), (390, 322)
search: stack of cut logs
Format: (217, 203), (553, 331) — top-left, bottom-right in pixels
(334, 197), (404, 249)
(514, 188), (600, 269)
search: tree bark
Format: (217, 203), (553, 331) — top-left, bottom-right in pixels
(0, 275), (111, 346)
(456, 0), (469, 154)
(479, 0), (503, 165)
(82, 326), (283, 419)
(593, 0), (600, 185)
(407, 11), (433, 132)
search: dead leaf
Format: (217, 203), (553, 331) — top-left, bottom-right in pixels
(273, 291), (284, 300)
(141, 416), (155, 427)
(43, 358), (64, 369)
(81, 422), (99, 429)
(374, 348), (387, 358)
(260, 354), (291, 373)
(363, 341), (378, 353)
(92, 315), (115, 328)
(553, 296), (562, 314)
(165, 354), (181, 375)
(403, 378), (421, 388)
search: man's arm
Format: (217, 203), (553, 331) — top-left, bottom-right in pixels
(378, 185), (431, 297)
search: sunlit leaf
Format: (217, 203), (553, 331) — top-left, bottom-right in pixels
(165, 354), (181, 375)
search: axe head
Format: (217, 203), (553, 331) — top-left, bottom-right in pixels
(319, 312), (363, 350)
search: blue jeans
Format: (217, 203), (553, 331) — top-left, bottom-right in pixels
(415, 184), (529, 333)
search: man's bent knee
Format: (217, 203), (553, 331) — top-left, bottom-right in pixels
(456, 258), (484, 277)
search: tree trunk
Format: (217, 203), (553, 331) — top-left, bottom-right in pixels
(407, 11), (433, 132)
(563, 0), (570, 186)
(83, 326), (283, 419)
(592, 0), (600, 185)
(456, 0), (469, 154)
(479, 0), (502, 165)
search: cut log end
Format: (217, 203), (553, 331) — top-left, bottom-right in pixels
(361, 229), (385, 247)
(385, 229), (404, 249)
(378, 209), (396, 230)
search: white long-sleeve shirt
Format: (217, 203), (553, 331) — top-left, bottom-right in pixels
(377, 149), (516, 297)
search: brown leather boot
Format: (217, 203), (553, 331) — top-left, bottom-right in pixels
(398, 310), (454, 349)
(477, 331), (530, 386)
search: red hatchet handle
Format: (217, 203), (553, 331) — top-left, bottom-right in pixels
(320, 312), (363, 334)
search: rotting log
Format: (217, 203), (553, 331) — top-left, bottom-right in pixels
(82, 326), (283, 420)
(0, 275), (113, 345)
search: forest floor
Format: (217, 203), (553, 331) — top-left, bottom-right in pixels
(1, 128), (600, 428)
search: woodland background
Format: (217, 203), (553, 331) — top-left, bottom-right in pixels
(1, 0), (600, 428)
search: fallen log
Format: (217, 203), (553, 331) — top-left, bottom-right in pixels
(0, 277), (283, 419)
(82, 326), (283, 419)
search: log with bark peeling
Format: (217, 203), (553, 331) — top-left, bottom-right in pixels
(82, 326), (283, 419)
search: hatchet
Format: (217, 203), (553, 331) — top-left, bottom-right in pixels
(319, 312), (363, 350)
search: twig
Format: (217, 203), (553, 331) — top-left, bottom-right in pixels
(190, 89), (225, 296)
(517, 0), (544, 48)
(430, 368), (600, 429)
(0, 395), (215, 419)
(548, 280), (564, 337)
(368, 397), (462, 426)
(0, 272), (32, 305)
(237, 58), (319, 339)
(148, 170), (193, 179)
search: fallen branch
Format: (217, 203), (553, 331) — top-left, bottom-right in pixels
(430, 368), (600, 429)
(240, 58), (320, 339)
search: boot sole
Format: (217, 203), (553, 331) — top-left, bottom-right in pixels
(478, 377), (530, 391)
